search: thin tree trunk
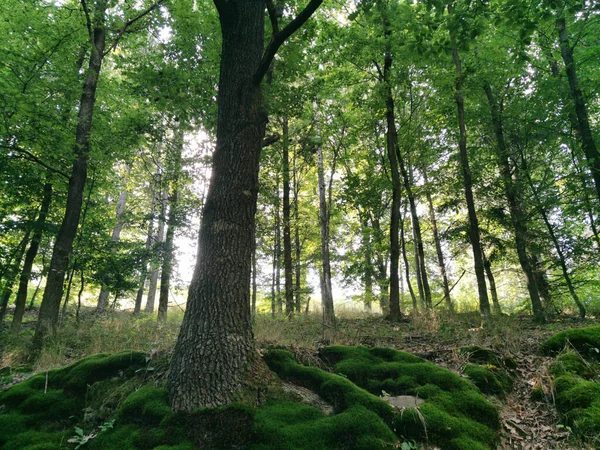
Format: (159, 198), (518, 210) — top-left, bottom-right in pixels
(372, 217), (389, 314)
(317, 143), (335, 326)
(135, 174), (158, 314)
(401, 159), (431, 309)
(282, 118), (294, 317)
(146, 186), (168, 313)
(450, 39), (491, 322)
(97, 172), (128, 312)
(400, 201), (418, 310)
(423, 172), (452, 311)
(32, 2), (107, 351)
(522, 154), (586, 317)
(293, 151), (302, 314)
(0, 230), (31, 324)
(482, 250), (501, 315)
(11, 182), (52, 332)
(60, 265), (76, 324)
(158, 129), (184, 324)
(382, 44), (403, 322)
(557, 17), (600, 202)
(484, 83), (545, 321)
(76, 269), (85, 323)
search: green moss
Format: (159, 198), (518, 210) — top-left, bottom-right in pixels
(550, 352), (596, 379)
(541, 325), (600, 359)
(552, 372), (600, 446)
(252, 401), (396, 450)
(266, 346), (499, 449)
(463, 364), (512, 397)
(1, 430), (66, 450)
(118, 385), (172, 426)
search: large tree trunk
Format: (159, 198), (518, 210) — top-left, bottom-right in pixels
(146, 186), (168, 313)
(450, 43), (491, 322)
(97, 171), (128, 312)
(282, 118), (294, 317)
(158, 128), (184, 324)
(317, 143), (335, 326)
(557, 17), (600, 202)
(32, 4), (106, 351)
(423, 171), (452, 311)
(167, 0), (268, 410)
(484, 84), (545, 322)
(11, 182), (52, 333)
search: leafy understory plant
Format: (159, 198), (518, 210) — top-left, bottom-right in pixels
(68, 419), (115, 449)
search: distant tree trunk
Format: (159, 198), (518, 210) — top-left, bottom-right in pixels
(76, 269), (85, 323)
(482, 250), (501, 315)
(97, 173), (128, 312)
(522, 156), (586, 317)
(273, 174), (281, 314)
(557, 17), (600, 202)
(282, 118), (294, 317)
(382, 46), (404, 322)
(32, 2), (107, 351)
(484, 83), (545, 322)
(158, 129), (184, 324)
(134, 177), (157, 314)
(423, 172), (452, 311)
(251, 231), (257, 317)
(146, 186), (167, 313)
(401, 161), (431, 310)
(400, 202), (418, 311)
(0, 230), (31, 324)
(317, 143), (335, 326)
(293, 156), (303, 314)
(11, 182), (52, 333)
(450, 40), (491, 322)
(372, 217), (389, 314)
(361, 215), (375, 311)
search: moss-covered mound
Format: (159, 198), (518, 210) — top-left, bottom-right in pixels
(541, 325), (600, 359)
(459, 346), (514, 397)
(543, 329), (600, 447)
(0, 351), (149, 449)
(0, 350), (399, 450)
(266, 346), (500, 450)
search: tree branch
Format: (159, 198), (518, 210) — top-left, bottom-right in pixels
(265, 0), (280, 36)
(262, 133), (281, 147)
(80, 0), (93, 41)
(103, 0), (166, 56)
(253, 0), (323, 85)
(0, 145), (70, 180)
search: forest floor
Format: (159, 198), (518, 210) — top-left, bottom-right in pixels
(1, 307), (598, 449)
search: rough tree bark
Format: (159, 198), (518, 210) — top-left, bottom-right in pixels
(167, 0), (322, 411)
(11, 182), (53, 333)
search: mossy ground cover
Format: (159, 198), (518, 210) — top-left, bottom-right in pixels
(265, 346), (500, 450)
(541, 327), (600, 448)
(459, 346), (514, 397)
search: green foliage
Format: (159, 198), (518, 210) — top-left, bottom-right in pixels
(541, 326), (600, 359)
